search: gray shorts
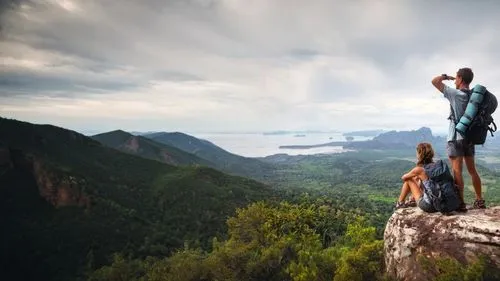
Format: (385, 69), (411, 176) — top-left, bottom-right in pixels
(446, 139), (475, 157)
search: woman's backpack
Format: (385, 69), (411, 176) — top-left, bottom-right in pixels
(423, 160), (460, 213)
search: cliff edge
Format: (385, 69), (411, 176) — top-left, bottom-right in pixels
(384, 206), (500, 281)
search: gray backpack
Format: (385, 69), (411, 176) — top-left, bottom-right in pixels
(423, 160), (460, 213)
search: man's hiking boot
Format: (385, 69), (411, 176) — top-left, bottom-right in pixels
(457, 202), (468, 212)
(472, 199), (486, 209)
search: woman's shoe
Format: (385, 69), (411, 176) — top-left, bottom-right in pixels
(395, 201), (410, 209)
(406, 199), (417, 207)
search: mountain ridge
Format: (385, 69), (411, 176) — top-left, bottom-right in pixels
(0, 116), (277, 281)
(91, 130), (214, 167)
(143, 131), (276, 181)
(279, 127), (445, 150)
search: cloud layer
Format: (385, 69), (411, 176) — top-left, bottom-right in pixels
(1, 0), (500, 134)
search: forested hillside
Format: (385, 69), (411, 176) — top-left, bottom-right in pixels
(1, 117), (499, 281)
(143, 132), (277, 181)
(0, 117), (277, 281)
(91, 130), (214, 167)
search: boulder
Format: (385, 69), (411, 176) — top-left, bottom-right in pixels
(384, 206), (500, 281)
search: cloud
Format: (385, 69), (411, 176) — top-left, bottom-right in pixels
(1, 0), (500, 134)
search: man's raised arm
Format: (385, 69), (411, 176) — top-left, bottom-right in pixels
(431, 74), (454, 93)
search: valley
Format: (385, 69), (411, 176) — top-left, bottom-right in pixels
(1, 117), (499, 281)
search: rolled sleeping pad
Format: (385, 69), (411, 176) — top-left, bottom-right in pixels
(455, 84), (487, 136)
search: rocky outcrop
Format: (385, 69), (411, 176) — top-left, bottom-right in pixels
(32, 159), (90, 208)
(384, 207), (500, 281)
(122, 136), (140, 152)
(161, 150), (177, 165)
(2, 147), (90, 208)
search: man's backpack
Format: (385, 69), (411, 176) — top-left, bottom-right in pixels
(453, 84), (498, 145)
(423, 160), (460, 213)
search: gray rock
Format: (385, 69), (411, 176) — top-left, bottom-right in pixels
(384, 206), (500, 281)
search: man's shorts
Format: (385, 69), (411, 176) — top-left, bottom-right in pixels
(446, 139), (475, 157)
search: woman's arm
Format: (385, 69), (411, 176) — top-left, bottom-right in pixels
(401, 166), (424, 181)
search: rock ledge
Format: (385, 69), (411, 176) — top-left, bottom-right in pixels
(384, 206), (500, 281)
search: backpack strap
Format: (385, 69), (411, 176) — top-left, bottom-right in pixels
(489, 120), (497, 136)
(448, 89), (472, 125)
(448, 104), (456, 124)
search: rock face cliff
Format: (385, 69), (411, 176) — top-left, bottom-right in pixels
(1, 146), (89, 208)
(384, 207), (500, 281)
(32, 158), (90, 208)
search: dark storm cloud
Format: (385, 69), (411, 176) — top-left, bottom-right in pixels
(0, 0), (30, 17)
(1, 0), (500, 132)
(0, 0), (31, 34)
(0, 70), (142, 97)
(0, 0), (226, 98)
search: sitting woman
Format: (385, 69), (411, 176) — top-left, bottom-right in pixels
(395, 142), (460, 213)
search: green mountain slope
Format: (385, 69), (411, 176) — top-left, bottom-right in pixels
(144, 132), (276, 180)
(0, 117), (277, 281)
(91, 130), (214, 167)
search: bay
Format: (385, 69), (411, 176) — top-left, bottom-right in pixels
(189, 132), (373, 157)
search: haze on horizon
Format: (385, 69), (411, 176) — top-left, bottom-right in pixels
(1, 0), (500, 135)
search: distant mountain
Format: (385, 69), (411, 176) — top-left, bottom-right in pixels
(280, 127), (446, 152)
(0, 117), (277, 281)
(91, 130), (214, 167)
(262, 130), (339, 135)
(129, 130), (160, 136)
(343, 129), (386, 137)
(144, 132), (276, 180)
(372, 127), (444, 146)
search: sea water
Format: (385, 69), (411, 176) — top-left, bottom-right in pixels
(188, 132), (373, 157)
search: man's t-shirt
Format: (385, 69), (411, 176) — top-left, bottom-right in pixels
(443, 85), (469, 142)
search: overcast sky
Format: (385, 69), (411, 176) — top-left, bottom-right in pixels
(1, 0), (500, 135)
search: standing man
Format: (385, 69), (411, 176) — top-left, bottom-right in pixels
(431, 68), (485, 211)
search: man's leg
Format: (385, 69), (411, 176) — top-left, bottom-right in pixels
(449, 155), (464, 203)
(464, 156), (482, 200)
(447, 140), (467, 211)
(464, 154), (485, 209)
(462, 139), (485, 209)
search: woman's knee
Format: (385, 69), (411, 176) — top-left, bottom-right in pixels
(405, 178), (417, 185)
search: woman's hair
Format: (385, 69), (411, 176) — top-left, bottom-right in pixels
(416, 142), (434, 166)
